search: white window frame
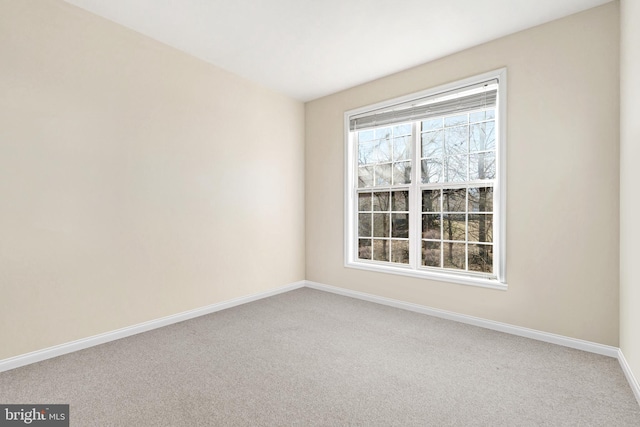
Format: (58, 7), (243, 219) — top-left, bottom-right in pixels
(344, 68), (507, 290)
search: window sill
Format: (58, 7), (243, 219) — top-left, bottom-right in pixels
(345, 260), (507, 291)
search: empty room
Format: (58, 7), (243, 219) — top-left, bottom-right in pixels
(1, 0), (639, 425)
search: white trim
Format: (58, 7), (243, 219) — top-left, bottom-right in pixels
(495, 68), (508, 283)
(304, 280), (618, 358)
(344, 111), (355, 270)
(345, 261), (507, 290)
(0, 281), (305, 373)
(618, 349), (640, 405)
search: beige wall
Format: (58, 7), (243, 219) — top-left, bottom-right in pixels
(0, 0), (305, 360)
(620, 0), (640, 382)
(306, 3), (620, 345)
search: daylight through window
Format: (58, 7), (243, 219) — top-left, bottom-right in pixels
(345, 70), (506, 288)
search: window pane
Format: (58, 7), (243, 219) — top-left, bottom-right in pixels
(469, 152), (496, 180)
(445, 114), (467, 127)
(373, 213), (390, 237)
(358, 239), (372, 260)
(469, 111), (484, 123)
(358, 193), (372, 211)
(373, 239), (390, 262)
(375, 163), (392, 186)
(444, 126), (468, 156)
(422, 189), (441, 213)
(372, 192), (390, 211)
(391, 240), (410, 264)
(470, 121), (495, 152)
(373, 139), (392, 163)
(393, 124), (412, 136)
(469, 243), (493, 273)
(358, 141), (375, 165)
(469, 109), (495, 123)
(468, 214), (493, 243)
(393, 161), (411, 185)
(374, 127), (392, 140)
(442, 214), (466, 241)
(422, 118), (443, 131)
(444, 155), (467, 182)
(358, 213), (372, 237)
(392, 213), (409, 238)
(422, 241), (441, 267)
(358, 130), (374, 142)
(392, 191), (409, 211)
(442, 188), (466, 212)
(443, 242), (466, 270)
(393, 136), (411, 161)
(421, 130), (443, 158)
(422, 214), (441, 239)
(468, 187), (493, 212)
(421, 159), (442, 183)
(358, 166), (374, 188)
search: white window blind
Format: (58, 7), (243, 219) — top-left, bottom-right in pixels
(349, 80), (498, 131)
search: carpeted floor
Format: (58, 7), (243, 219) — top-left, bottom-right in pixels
(1, 287), (639, 426)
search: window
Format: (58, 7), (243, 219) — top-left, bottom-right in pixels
(345, 69), (506, 289)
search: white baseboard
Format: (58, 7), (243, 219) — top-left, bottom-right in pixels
(304, 280), (620, 358)
(0, 281), (306, 373)
(618, 349), (640, 405)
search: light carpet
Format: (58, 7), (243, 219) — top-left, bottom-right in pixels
(0, 288), (638, 426)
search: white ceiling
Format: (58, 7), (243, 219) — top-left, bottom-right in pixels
(63, 0), (612, 101)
